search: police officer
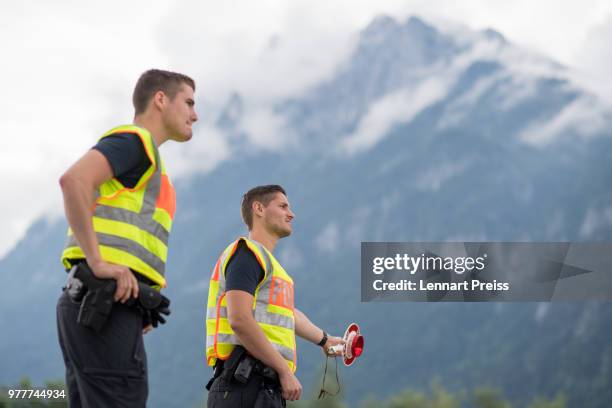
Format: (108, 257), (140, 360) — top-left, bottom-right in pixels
(206, 185), (345, 407)
(56, 69), (198, 407)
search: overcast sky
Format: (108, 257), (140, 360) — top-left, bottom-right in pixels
(1, 0), (611, 258)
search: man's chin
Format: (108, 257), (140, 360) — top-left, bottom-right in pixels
(278, 229), (292, 238)
(175, 132), (192, 142)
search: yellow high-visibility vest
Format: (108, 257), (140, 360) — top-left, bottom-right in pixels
(61, 124), (176, 288)
(206, 237), (297, 372)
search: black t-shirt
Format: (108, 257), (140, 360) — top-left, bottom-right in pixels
(92, 133), (151, 188)
(225, 240), (265, 295)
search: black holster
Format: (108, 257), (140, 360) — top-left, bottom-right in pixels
(77, 281), (116, 332)
(206, 345), (247, 391)
(65, 262), (171, 333)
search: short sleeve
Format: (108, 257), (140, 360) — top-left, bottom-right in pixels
(92, 133), (151, 188)
(225, 240), (266, 295)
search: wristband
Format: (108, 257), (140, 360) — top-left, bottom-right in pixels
(317, 331), (328, 347)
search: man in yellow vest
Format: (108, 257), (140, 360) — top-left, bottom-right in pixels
(56, 69), (198, 407)
(206, 185), (345, 406)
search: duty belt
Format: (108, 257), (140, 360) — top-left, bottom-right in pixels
(64, 262), (171, 332)
(206, 346), (280, 391)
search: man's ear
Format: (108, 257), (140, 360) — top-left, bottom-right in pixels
(252, 201), (264, 218)
(152, 90), (166, 111)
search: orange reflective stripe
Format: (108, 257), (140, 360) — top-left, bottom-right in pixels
(224, 241), (241, 274)
(93, 178), (147, 204)
(212, 258), (221, 281)
(155, 174), (176, 219)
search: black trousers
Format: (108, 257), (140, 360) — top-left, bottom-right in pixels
(207, 370), (285, 408)
(56, 290), (148, 408)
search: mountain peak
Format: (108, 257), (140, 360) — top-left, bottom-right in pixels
(405, 15), (434, 31)
(362, 15), (399, 37)
(481, 27), (507, 44)
(361, 15), (439, 47)
(352, 14), (459, 75)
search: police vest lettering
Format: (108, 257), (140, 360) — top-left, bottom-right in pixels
(61, 125), (176, 288)
(205, 237), (297, 372)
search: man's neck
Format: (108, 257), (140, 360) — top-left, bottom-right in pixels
(248, 231), (278, 253)
(134, 116), (167, 147)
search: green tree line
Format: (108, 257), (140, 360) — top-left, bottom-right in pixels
(288, 382), (566, 408)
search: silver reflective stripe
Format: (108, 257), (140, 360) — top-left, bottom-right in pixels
(207, 306), (228, 320)
(218, 249), (232, 280)
(247, 239), (272, 274)
(206, 334), (293, 362)
(274, 343), (294, 362)
(207, 306), (293, 329)
(212, 333), (240, 345)
(141, 149), (162, 212)
(206, 335), (215, 347)
(252, 241), (272, 305)
(66, 233), (165, 273)
(94, 205), (170, 242)
(257, 285), (271, 304)
(254, 308), (294, 329)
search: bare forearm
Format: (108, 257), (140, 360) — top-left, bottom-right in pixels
(231, 316), (292, 376)
(294, 308), (324, 344)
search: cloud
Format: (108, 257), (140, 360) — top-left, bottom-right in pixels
(437, 71), (504, 130)
(2, 0), (612, 258)
(346, 207), (373, 245)
(240, 108), (296, 151)
(580, 206), (612, 238)
(437, 29), (571, 129)
(339, 78), (449, 155)
(156, 1), (359, 105)
(277, 244), (304, 270)
(495, 75), (538, 111)
(519, 95), (608, 146)
(534, 303), (550, 323)
(415, 160), (471, 192)
(337, 27), (560, 152)
(315, 222), (340, 253)
(162, 123), (231, 178)
(572, 15), (612, 106)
